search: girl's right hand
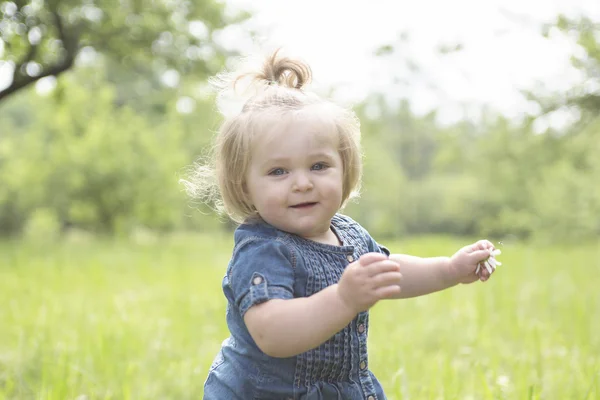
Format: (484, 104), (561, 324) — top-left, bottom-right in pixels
(336, 253), (402, 314)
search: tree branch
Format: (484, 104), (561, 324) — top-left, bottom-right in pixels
(0, 9), (78, 104)
(0, 57), (74, 102)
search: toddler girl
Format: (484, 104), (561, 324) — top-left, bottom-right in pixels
(184, 50), (497, 400)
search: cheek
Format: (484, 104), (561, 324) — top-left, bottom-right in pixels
(245, 175), (264, 208)
(252, 180), (287, 207)
(318, 177), (343, 203)
(329, 172), (344, 194)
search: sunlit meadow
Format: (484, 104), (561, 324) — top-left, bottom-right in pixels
(1, 234), (598, 399)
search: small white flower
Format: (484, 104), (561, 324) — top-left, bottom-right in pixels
(484, 261), (493, 274)
(476, 249), (502, 279)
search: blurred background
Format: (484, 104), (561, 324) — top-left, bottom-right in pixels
(1, 1), (599, 399)
(1, 0), (599, 242)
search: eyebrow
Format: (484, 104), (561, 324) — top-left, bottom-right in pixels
(310, 152), (337, 159)
(259, 152), (337, 168)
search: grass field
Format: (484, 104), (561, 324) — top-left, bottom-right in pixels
(0, 234), (598, 399)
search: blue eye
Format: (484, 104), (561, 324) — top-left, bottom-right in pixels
(311, 163), (328, 171)
(269, 168), (286, 176)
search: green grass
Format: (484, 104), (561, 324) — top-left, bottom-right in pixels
(0, 234), (598, 399)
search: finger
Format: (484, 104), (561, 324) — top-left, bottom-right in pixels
(479, 265), (491, 280)
(371, 271), (403, 288)
(469, 241), (485, 252)
(479, 239), (494, 249)
(375, 284), (402, 299)
(479, 270), (490, 281)
(463, 274), (479, 284)
(365, 260), (401, 276)
(469, 248), (493, 262)
(358, 252), (389, 267)
(469, 239), (494, 253)
(474, 259), (491, 278)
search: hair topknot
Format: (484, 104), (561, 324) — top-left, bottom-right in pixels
(210, 49), (315, 117)
(245, 48), (312, 89)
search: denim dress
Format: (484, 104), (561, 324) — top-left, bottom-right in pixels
(203, 213), (390, 400)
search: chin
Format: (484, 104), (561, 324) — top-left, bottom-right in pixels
(297, 223), (329, 236)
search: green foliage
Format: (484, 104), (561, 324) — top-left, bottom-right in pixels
(0, 0), (247, 102)
(354, 98), (600, 242)
(0, 0), (243, 235)
(344, 137), (407, 238)
(1, 12), (599, 243)
(528, 118), (600, 242)
(536, 15), (600, 121)
(0, 69), (221, 235)
(348, 16), (600, 243)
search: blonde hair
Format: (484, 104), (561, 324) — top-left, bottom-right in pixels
(183, 50), (363, 224)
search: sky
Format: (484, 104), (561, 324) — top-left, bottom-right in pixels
(218, 0), (600, 126)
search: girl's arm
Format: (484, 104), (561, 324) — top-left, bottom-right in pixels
(388, 240), (496, 299)
(387, 254), (455, 298)
(244, 284), (355, 358)
(244, 253), (402, 358)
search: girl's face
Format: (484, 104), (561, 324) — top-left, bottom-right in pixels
(245, 117), (344, 243)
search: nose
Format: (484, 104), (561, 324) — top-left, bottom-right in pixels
(292, 171), (314, 192)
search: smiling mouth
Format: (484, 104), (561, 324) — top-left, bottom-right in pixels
(290, 202), (318, 209)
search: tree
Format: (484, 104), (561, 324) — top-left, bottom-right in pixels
(526, 16), (600, 130)
(0, 67), (225, 236)
(0, 0), (247, 103)
(553, 16), (600, 114)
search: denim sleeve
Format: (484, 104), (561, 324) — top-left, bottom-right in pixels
(374, 240), (390, 256)
(364, 229), (390, 256)
(229, 238), (295, 316)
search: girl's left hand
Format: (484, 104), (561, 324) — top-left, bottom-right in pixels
(449, 240), (496, 284)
